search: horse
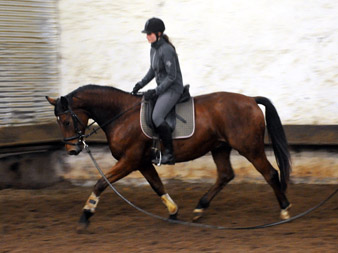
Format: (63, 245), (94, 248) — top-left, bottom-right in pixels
(46, 84), (292, 231)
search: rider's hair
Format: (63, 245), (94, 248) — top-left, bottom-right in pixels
(162, 34), (176, 51)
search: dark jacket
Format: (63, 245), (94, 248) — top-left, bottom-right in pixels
(139, 38), (184, 95)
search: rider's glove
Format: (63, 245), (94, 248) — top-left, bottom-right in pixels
(132, 82), (143, 95)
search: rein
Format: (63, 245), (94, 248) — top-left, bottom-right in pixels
(83, 141), (337, 230)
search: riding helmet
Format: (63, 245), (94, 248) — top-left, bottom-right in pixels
(142, 17), (165, 34)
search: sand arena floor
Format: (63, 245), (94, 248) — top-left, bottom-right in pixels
(2, 181), (337, 252)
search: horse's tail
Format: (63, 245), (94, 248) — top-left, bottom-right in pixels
(254, 96), (291, 192)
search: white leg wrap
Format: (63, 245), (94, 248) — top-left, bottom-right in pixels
(83, 192), (100, 213)
(280, 203), (292, 220)
(193, 208), (204, 214)
(192, 208), (204, 221)
(161, 193), (178, 215)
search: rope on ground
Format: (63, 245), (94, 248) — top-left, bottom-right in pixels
(84, 143), (337, 230)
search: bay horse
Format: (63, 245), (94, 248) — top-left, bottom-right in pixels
(46, 84), (292, 231)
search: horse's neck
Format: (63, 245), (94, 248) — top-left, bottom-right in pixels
(75, 89), (138, 125)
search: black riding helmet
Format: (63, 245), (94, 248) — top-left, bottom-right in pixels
(142, 17), (165, 34)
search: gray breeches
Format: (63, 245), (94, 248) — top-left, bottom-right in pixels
(152, 89), (181, 128)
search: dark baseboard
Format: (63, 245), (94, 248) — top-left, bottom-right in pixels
(1, 123), (337, 150)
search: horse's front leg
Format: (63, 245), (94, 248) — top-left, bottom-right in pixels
(77, 158), (134, 233)
(139, 163), (179, 219)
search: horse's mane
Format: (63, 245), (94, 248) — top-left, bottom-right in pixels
(67, 84), (130, 99)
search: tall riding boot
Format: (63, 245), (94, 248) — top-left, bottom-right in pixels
(157, 122), (175, 165)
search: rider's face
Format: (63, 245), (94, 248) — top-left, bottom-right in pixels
(146, 32), (157, 43)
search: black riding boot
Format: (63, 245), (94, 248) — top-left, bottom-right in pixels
(157, 122), (175, 165)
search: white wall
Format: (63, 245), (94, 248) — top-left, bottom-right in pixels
(58, 0), (338, 124)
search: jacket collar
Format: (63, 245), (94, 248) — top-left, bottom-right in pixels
(151, 37), (165, 49)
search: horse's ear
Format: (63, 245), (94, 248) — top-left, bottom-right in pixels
(60, 96), (69, 111)
(46, 96), (56, 106)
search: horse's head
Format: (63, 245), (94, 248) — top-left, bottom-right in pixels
(46, 96), (89, 155)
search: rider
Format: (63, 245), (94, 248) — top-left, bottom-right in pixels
(132, 17), (184, 165)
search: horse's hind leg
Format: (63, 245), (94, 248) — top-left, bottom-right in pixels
(193, 144), (234, 221)
(245, 150), (291, 219)
(139, 163), (178, 219)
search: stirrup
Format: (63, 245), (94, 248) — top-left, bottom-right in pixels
(152, 150), (162, 166)
(151, 138), (162, 166)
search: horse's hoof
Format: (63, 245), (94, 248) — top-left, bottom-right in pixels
(280, 203), (292, 220)
(192, 208), (204, 222)
(169, 213), (178, 220)
(77, 209), (93, 233)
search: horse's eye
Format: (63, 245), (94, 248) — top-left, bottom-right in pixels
(63, 121), (70, 127)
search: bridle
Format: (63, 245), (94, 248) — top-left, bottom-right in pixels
(56, 107), (93, 146)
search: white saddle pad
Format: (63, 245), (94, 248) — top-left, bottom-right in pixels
(140, 98), (195, 139)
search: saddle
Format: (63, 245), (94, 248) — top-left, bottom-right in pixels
(140, 85), (195, 140)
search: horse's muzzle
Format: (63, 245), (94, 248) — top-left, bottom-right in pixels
(68, 149), (81, 156)
(66, 142), (83, 156)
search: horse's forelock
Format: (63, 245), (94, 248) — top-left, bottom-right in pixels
(54, 95), (71, 116)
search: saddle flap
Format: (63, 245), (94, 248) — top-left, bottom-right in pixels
(144, 99), (156, 131)
(143, 97), (176, 132)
